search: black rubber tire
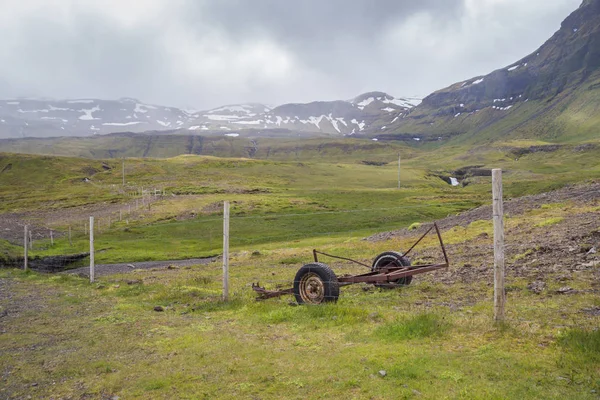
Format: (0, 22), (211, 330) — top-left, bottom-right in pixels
(372, 251), (413, 286)
(293, 263), (340, 305)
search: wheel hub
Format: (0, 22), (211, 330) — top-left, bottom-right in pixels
(299, 272), (325, 304)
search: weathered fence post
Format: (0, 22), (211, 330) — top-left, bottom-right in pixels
(492, 169), (505, 322)
(223, 201), (230, 301)
(23, 225), (28, 271)
(50, 230), (54, 246)
(90, 216), (95, 283)
(398, 153), (401, 189)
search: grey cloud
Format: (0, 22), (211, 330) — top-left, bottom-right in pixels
(189, 0), (463, 42)
(0, 0), (583, 109)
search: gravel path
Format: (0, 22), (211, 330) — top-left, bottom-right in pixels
(66, 257), (217, 277)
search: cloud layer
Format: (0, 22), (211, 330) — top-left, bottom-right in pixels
(0, 0), (582, 109)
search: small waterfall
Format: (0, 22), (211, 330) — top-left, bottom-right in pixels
(449, 177), (460, 186)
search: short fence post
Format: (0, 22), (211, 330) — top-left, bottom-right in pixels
(23, 225), (28, 271)
(89, 216), (95, 283)
(50, 230), (54, 246)
(492, 169), (505, 322)
(398, 153), (401, 189)
(223, 201), (230, 301)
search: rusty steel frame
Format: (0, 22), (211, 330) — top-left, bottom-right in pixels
(252, 222), (449, 301)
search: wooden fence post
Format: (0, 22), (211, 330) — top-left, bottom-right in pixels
(23, 225), (28, 271)
(398, 153), (401, 189)
(90, 216), (95, 283)
(50, 230), (54, 246)
(492, 169), (505, 322)
(223, 201), (230, 301)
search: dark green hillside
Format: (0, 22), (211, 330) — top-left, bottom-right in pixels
(385, 0), (600, 144)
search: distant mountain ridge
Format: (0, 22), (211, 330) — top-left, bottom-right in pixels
(188, 92), (421, 135)
(0, 93), (421, 139)
(0, 98), (196, 138)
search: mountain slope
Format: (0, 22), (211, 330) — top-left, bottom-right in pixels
(382, 0), (600, 144)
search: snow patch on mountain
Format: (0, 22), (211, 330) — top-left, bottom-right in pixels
(68, 99), (94, 104)
(79, 105), (101, 120)
(102, 121), (145, 126)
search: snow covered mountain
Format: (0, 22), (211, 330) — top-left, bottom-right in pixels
(187, 92), (421, 135)
(0, 98), (198, 139)
(0, 93), (421, 139)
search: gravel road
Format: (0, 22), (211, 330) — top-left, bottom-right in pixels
(65, 257), (218, 277)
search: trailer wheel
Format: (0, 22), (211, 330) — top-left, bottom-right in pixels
(293, 263), (339, 305)
(372, 251), (412, 287)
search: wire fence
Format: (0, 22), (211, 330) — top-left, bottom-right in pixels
(9, 195), (490, 282)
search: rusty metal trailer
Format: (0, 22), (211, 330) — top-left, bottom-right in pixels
(252, 222), (449, 305)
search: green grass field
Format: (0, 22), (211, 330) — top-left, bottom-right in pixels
(2, 138), (598, 264)
(1, 138), (599, 399)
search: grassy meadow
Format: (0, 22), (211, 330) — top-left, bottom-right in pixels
(1, 137), (599, 399)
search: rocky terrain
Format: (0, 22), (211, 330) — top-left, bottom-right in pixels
(367, 182), (600, 290)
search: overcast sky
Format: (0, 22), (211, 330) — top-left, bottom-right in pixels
(0, 0), (582, 110)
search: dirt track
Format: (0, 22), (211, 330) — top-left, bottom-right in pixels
(65, 257), (218, 278)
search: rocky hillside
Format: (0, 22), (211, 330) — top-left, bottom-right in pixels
(382, 0), (600, 143)
(187, 92), (420, 135)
